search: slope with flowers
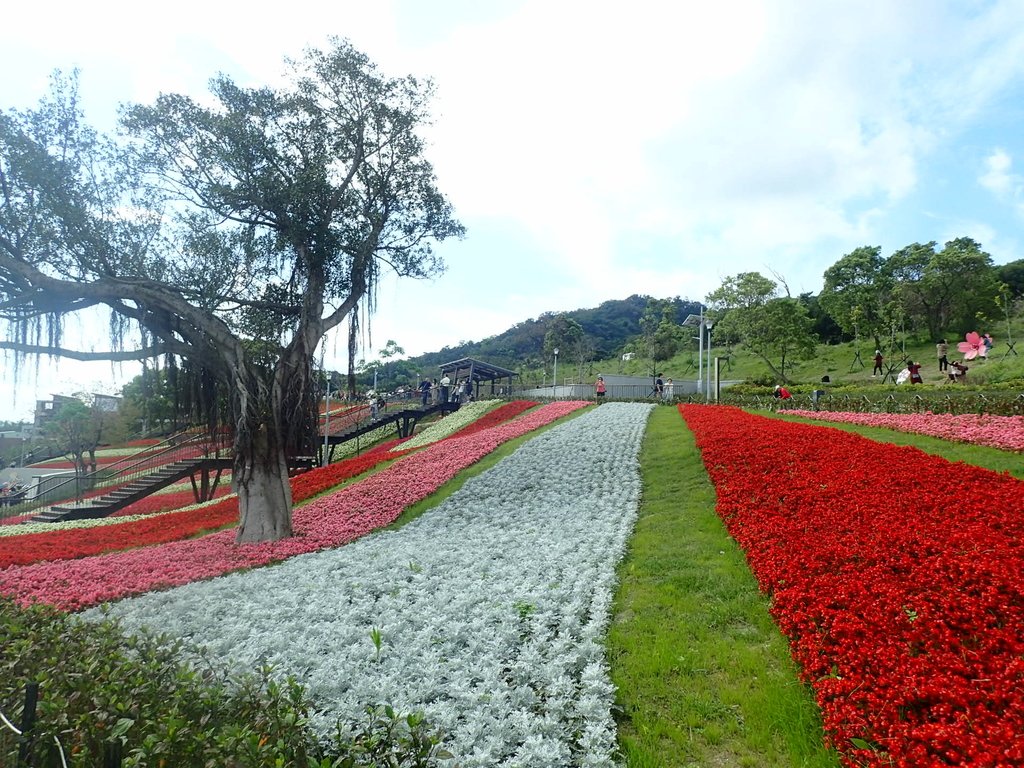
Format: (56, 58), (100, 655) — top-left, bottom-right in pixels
(0, 401), (579, 610)
(0, 401), (540, 569)
(93, 402), (654, 765)
(679, 404), (1024, 767)
(787, 409), (1024, 452)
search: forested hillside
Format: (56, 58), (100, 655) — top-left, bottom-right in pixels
(391, 295), (703, 380)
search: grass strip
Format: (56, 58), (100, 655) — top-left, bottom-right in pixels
(607, 405), (841, 767)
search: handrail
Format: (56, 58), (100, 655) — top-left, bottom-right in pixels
(1, 428), (233, 519)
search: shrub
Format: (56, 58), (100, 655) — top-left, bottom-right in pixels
(0, 597), (449, 767)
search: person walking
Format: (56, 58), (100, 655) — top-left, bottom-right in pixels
(419, 377), (432, 407)
(595, 375), (607, 399)
(439, 373), (451, 404)
(872, 350), (884, 377)
(654, 372), (665, 398)
(665, 378), (674, 400)
(936, 339), (949, 372)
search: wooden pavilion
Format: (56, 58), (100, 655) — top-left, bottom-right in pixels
(439, 357), (519, 400)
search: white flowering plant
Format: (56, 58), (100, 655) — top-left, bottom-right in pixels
(94, 402), (654, 767)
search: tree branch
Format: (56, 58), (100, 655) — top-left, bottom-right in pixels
(0, 340), (172, 361)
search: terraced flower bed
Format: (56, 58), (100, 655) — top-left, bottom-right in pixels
(680, 404), (1024, 767)
(787, 409), (1024, 452)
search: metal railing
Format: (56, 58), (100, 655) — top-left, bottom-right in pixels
(0, 429), (233, 521)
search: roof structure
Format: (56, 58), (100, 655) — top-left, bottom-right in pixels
(438, 357), (518, 397)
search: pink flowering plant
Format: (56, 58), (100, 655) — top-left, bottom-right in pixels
(787, 410), (1024, 452)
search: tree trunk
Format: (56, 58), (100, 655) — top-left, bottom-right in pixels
(234, 424), (293, 543)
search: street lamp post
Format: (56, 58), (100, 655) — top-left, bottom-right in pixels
(705, 321), (714, 401)
(322, 380), (331, 467)
(553, 348), (559, 394)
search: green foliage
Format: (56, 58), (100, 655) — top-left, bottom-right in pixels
(637, 298), (685, 371)
(889, 238), (1000, 338)
(998, 259), (1024, 298)
(44, 396), (127, 478)
(706, 274), (817, 382)
(819, 245), (893, 347)
(0, 597), (448, 767)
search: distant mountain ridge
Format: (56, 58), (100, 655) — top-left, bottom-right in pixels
(398, 294), (703, 376)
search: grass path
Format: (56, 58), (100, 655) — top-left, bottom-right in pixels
(607, 405), (841, 767)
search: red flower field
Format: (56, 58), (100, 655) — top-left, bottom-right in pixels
(679, 404), (1024, 767)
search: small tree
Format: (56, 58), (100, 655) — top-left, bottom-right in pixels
(707, 272), (818, 382)
(44, 396), (126, 499)
(637, 298), (684, 379)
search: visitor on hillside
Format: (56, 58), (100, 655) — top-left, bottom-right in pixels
(595, 375), (607, 399)
(462, 378), (473, 403)
(654, 373), (665, 398)
(983, 333), (994, 356)
(665, 378), (674, 400)
(419, 377), (432, 407)
(368, 390), (379, 419)
(907, 359), (923, 384)
(949, 360), (968, 383)
(773, 385), (793, 410)
(431, 379), (440, 404)
(439, 374), (451, 404)
(872, 350), (884, 377)
(937, 339), (949, 372)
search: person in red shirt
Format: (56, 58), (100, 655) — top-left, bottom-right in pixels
(907, 360), (923, 384)
(872, 349), (884, 377)
(773, 385), (792, 408)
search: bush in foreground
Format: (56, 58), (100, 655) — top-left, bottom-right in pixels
(0, 597), (449, 767)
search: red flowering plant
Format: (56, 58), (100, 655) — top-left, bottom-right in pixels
(679, 404), (1024, 767)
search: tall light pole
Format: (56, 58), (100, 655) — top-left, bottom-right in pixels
(553, 348), (559, 393)
(322, 378), (332, 467)
(682, 313), (705, 396)
(705, 321), (714, 401)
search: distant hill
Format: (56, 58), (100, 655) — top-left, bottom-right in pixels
(372, 295), (703, 388)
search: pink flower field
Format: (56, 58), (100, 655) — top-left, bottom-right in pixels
(787, 410), (1024, 452)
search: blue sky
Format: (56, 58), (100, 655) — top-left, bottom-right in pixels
(3, 0), (1024, 420)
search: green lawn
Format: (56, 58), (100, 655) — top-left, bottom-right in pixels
(608, 406), (841, 767)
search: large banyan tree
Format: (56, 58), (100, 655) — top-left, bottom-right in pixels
(0, 39), (463, 542)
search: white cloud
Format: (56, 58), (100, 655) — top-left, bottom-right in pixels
(6, 0), (1024, 414)
(979, 148), (1021, 200)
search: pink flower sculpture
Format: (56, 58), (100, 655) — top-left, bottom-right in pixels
(957, 331), (986, 360)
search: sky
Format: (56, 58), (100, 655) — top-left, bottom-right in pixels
(3, 0), (1024, 421)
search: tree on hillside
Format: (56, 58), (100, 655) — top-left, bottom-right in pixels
(799, 292), (843, 345)
(998, 259), (1024, 299)
(637, 298), (684, 379)
(542, 314), (592, 385)
(45, 395), (128, 497)
(706, 272), (817, 382)
(889, 238), (1000, 338)
(0, 40), (463, 542)
(818, 246), (894, 351)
